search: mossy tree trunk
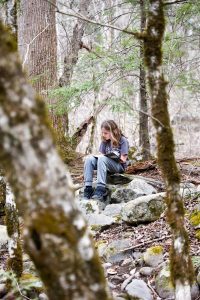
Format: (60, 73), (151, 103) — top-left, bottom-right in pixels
(0, 22), (112, 300)
(5, 184), (23, 278)
(139, 0), (151, 161)
(143, 1), (194, 299)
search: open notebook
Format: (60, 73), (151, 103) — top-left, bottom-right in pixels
(93, 150), (121, 162)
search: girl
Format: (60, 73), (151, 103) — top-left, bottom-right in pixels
(83, 120), (129, 201)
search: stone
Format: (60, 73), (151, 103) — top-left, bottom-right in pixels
(111, 188), (144, 203)
(124, 279), (153, 300)
(107, 173), (133, 185)
(122, 193), (166, 224)
(0, 283), (6, 298)
(104, 203), (124, 217)
(180, 182), (197, 198)
(155, 263), (200, 299)
(143, 245), (164, 267)
(139, 267), (154, 276)
(102, 239), (131, 263)
(87, 213), (114, 227)
(0, 225), (8, 247)
(39, 293), (49, 300)
(78, 199), (102, 215)
(127, 179), (157, 195)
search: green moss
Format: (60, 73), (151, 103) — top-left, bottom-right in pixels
(0, 22), (17, 53)
(7, 240), (23, 278)
(189, 210), (200, 226)
(148, 245), (163, 255)
(195, 230), (200, 240)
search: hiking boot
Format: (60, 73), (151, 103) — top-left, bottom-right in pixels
(83, 186), (94, 200)
(91, 186), (108, 202)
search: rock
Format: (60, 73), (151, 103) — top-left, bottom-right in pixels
(180, 182), (197, 198)
(107, 173), (133, 185)
(96, 240), (108, 257)
(122, 193), (166, 224)
(155, 264), (200, 299)
(0, 225), (8, 247)
(87, 213), (114, 227)
(111, 188), (144, 203)
(155, 265), (174, 299)
(104, 203), (124, 217)
(0, 283), (6, 295)
(124, 279), (153, 300)
(78, 199), (102, 215)
(39, 293), (49, 300)
(128, 179), (157, 195)
(197, 271), (200, 285)
(139, 267), (154, 276)
(143, 245), (164, 267)
(121, 258), (134, 267)
(102, 239), (131, 263)
(111, 178), (157, 204)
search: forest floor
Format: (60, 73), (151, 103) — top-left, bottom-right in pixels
(69, 156), (200, 298)
(0, 157), (200, 299)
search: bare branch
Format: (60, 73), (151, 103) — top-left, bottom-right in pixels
(45, 0), (140, 37)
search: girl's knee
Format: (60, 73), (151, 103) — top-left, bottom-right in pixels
(85, 155), (97, 164)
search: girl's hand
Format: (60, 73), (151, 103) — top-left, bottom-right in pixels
(120, 154), (127, 163)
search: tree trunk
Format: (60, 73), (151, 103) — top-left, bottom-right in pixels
(5, 184), (23, 278)
(4, 0), (17, 35)
(58, 0), (91, 134)
(144, 1), (194, 298)
(17, 0), (57, 97)
(139, 0), (151, 160)
(0, 22), (112, 300)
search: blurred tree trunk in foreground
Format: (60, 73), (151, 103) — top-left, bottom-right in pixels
(0, 22), (112, 300)
(143, 0), (194, 299)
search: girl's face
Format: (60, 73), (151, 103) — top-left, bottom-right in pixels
(101, 128), (111, 140)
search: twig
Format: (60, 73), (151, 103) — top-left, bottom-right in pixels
(147, 279), (162, 299)
(120, 234), (172, 252)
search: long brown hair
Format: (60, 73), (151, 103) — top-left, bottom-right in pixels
(101, 120), (122, 147)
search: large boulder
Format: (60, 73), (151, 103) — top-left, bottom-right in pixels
(111, 178), (157, 204)
(121, 193), (166, 224)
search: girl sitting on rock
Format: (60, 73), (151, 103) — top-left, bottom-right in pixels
(83, 120), (129, 201)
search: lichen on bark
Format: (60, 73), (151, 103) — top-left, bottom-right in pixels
(143, 0), (194, 297)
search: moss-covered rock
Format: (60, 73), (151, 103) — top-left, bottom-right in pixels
(190, 210), (200, 227)
(143, 245), (164, 267)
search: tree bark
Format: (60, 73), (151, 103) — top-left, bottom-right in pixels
(5, 184), (23, 278)
(139, 0), (151, 160)
(144, 1), (194, 298)
(17, 0), (57, 97)
(0, 22), (112, 300)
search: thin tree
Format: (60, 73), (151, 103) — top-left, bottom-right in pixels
(143, 0), (194, 298)
(139, 0), (151, 160)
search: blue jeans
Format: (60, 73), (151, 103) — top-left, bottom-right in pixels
(84, 155), (124, 187)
